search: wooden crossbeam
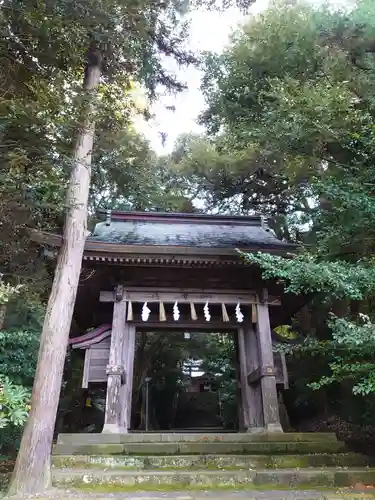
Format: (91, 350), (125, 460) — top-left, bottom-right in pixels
(100, 288), (281, 306)
(247, 366), (276, 385)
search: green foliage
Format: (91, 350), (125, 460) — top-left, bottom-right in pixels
(202, 333), (238, 428)
(0, 291), (42, 452)
(0, 289), (42, 385)
(0, 0), (259, 456)
(0, 330), (39, 387)
(274, 324), (298, 340)
(167, 0), (375, 222)
(0, 377), (30, 429)
(0, 281), (23, 306)
(0, 376), (31, 454)
(159, 0), (375, 415)
(282, 314), (375, 397)
(241, 251), (375, 300)
(0, 0), (206, 293)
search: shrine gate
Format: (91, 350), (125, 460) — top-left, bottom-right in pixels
(34, 210), (296, 435)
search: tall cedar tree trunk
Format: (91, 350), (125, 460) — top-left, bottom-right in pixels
(0, 305), (6, 330)
(8, 52), (101, 496)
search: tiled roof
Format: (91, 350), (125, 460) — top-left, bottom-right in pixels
(89, 211), (292, 250)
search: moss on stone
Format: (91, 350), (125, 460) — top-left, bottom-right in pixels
(52, 456), (144, 470)
(50, 434), (374, 495)
(53, 439), (346, 457)
(57, 432), (338, 445)
(53, 444), (125, 455)
(323, 495), (375, 499)
(253, 470), (336, 488)
(54, 467), (375, 490)
(269, 454), (371, 469)
(64, 481), (336, 493)
(334, 470), (375, 487)
(52, 452), (371, 473)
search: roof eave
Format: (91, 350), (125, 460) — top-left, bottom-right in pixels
(30, 229), (294, 259)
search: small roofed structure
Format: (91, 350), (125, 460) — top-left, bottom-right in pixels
(32, 210), (296, 435)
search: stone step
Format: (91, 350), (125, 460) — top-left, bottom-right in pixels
(53, 440), (346, 456)
(52, 467), (375, 489)
(52, 452), (373, 470)
(172, 427), (226, 432)
(57, 432), (338, 445)
(50, 493), (331, 500)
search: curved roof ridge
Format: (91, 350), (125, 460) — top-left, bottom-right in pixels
(97, 209), (263, 226)
(69, 324), (111, 346)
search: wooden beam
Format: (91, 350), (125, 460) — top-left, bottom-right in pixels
(100, 288), (281, 306)
(280, 352), (289, 390)
(256, 291), (283, 433)
(247, 366), (276, 385)
(102, 285), (127, 434)
(247, 368), (260, 385)
(82, 348), (91, 389)
(115, 284), (124, 302)
(135, 322), (239, 331)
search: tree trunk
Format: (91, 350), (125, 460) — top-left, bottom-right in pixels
(0, 305), (6, 330)
(8, 53), (101, 496)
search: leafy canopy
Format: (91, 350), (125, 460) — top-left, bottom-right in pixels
(163, 0), (375, 397)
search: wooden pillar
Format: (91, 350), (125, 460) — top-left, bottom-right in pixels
(102, 285), (126, 433)
(234, 332), (244, 431)
(238, 328), (251, 431)
(256, 290), (283, 432)
(121, 324), (136, 431)
(245, 325), (264, 431)
(238, 326), (264, 432)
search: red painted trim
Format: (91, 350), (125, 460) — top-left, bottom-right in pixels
(68, 324), (111, 345)
(72, 329), (112, 349)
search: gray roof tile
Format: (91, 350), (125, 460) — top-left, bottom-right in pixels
(89, 212), (292, 250)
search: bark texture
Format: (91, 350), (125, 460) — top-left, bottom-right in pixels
(0, 305), (6, 330)
(8, 56), (101, 496)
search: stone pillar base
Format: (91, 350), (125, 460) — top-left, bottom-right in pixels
(264, 423), (284, 433)
(102, 423), (128, 434)
(245, 426), (267, 434)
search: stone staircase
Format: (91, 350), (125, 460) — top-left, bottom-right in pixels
(52, 432), (375, 492)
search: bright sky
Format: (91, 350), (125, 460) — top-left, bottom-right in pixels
(137, 0), (351, 154)
(136, 0), (269, 154)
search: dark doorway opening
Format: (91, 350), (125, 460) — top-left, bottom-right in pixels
(132, 329), (239, 432)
